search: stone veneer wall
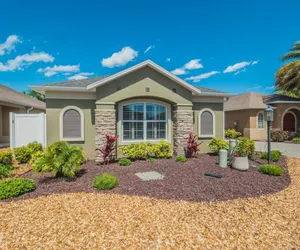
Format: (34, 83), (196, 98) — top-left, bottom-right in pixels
(95, 109), (116, 163)
(173, 110), (194, 155)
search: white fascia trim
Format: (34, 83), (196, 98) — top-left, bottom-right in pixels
(267, 101), (300, 104)
(59, 106), (85, 141)
(29, 85), (93, 95)
(197, 92), (234, 97)
(86, 60), (203, 95)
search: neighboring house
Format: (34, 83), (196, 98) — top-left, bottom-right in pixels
(0, 84), (46, 146)
(30, 60), (231, 161)
(225, 92), (300, 140)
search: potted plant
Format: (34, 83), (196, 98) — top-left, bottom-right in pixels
(231, 144), (252, 171)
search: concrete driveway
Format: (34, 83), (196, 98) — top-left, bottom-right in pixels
(255, 141), (300, 158)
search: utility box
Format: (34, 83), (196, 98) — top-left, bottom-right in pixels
(219, 149), (228, 168)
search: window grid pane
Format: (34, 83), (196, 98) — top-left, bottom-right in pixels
(146, 122), (166, 139)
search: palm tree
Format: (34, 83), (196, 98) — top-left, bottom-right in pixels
(275, 41), (300, 95)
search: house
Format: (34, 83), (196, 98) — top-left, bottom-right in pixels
(30, 60), (231, 161)
(225, 92), (300, 140)
(0, 84), (46, 147)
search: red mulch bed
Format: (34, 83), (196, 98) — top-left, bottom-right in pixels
(3, 154), (290, 203)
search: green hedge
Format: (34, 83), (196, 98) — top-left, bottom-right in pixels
(176, 155), (187, 163)
(0, 178), (36, 200)
(119, 158), (131, 166)
(92, 173), (118, 190)
(208, 138), (229, 154)
(14, 146), (31, 164)
(259, 164), (284, 176)
(261, 150), (282, 162)
(0, 149), (13, 165)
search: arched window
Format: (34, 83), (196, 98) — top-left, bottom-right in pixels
(199, 109), (215, 137)
(122, 102), (167, 141)
(60, 106), (84, 141)
(257, 112), (264, 129)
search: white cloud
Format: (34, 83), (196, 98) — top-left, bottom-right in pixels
(144, 45), (154, 54)
(38, 64), (79, 77)
(101, 46), (138, 68)
(252, 60), (259, 65)
(246, 84), (261, 91)
(234, 68), (246, 75)
(0, 52), (54, 72)
(185, 71), (220, 82)
(171, 68), (187, 75)
(184, 59), (203, 70)
(68, 72), (94, 80)
(0, 35), (22, 56)
(166, 58), (171, 62)
(266, 85), (275, 90)
(223, 61), (251, 73)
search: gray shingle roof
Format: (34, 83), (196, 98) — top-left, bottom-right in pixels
(264, 94), (300, 103)
(0, 84), (45, 110)
(42, 76), (108, 88)
(194, 86), (226, 94)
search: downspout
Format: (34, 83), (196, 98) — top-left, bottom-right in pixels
(27, 106), (34, 114)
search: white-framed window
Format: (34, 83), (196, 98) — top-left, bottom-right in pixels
(121, 102), (168, 141)
(60, 106), (84, 141)
(257, 112), (264, 129)
(199, 108), (215, 137)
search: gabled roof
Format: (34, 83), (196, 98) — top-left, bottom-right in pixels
(30, 60), (231, 97)
(0, 84), (45, 110)
(224, 92), (267, 111)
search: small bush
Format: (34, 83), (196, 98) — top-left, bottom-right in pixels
(0, 164), (13, 178)
(27, 141), (43, 154)
(120, 142), (153, 160)
(29, 151), (44, 165)
(185, 132), (202, 158)
(208, 138), (229, 154)
(292, 137), (300, 144)
(14, 146), (31, 163)
(119, 158), (131, 166)
(259, 164), (284, 176)
(32, 141), (85, 178)
(0, 149), (13, 165)
(225, 128), (242, 139)
(92, 173), (118, 190)
(261, 150), (282, 162)
(0, 178), (36, 200)
(152, 141), (172, 159)
(147, 157), (154, 163)
(176, 155), (187, 163)
(96, 133), (118, 164)
(271, 131), (300, 142)
(234, 137), (255, 157)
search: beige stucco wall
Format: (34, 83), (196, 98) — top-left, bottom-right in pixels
(193, 103), (224, 152)
(45, 99), (96, 159)
(271, 103), (300, 131)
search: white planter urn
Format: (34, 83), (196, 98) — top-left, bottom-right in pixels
(232, 156), (249, 171)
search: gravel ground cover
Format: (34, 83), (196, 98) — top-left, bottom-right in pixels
(0, 157), (299, 249)
(5, 153), (290, 202)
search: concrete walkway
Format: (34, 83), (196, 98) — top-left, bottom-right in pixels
(255, 141), (300, 158)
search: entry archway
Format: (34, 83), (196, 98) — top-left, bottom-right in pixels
(282, 111), (296, 132)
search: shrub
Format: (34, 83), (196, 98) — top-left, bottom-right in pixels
(292, 137), (300, 144)
(147, 157), (154, 163)
(92, 173), (118, 190)
(27, 141), (43, 154)
(0, 164), (13, 178)
(32, 141), (85, 178)
(152, 141), (172, 159)
(233, 137), (255, 157)
(261, 150), (282, 162)
(0, 149), (13, 165)
(225, 128), (242, 139)
(259, 164), (284, 176)
(176, 155), (187, 163)
(96, 133), (118, 164)
(120, 142), (153, 160)
(119, 158), (131, 166)
(271, 131), (300, 142)
(0, 178), (36, 200)
(29, 151), (44, 165)
(14, 146), (31, 163)
(208, 138), (229, 154)
(185, 132), (202, 158)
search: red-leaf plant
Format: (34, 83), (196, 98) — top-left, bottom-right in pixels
(96, 133), (118, 164)
(185, 132), (202, 158)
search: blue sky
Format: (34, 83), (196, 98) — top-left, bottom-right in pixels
(0, 0), (299, 94)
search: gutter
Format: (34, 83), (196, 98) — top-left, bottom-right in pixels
(27, 106), (34, 113)
(0, 97), (45, 110)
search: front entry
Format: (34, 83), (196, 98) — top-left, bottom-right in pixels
(283, 112), (296, 132)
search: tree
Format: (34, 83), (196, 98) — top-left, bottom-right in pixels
(22, 89), (45, 102)
(275, 41), (300, 95)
